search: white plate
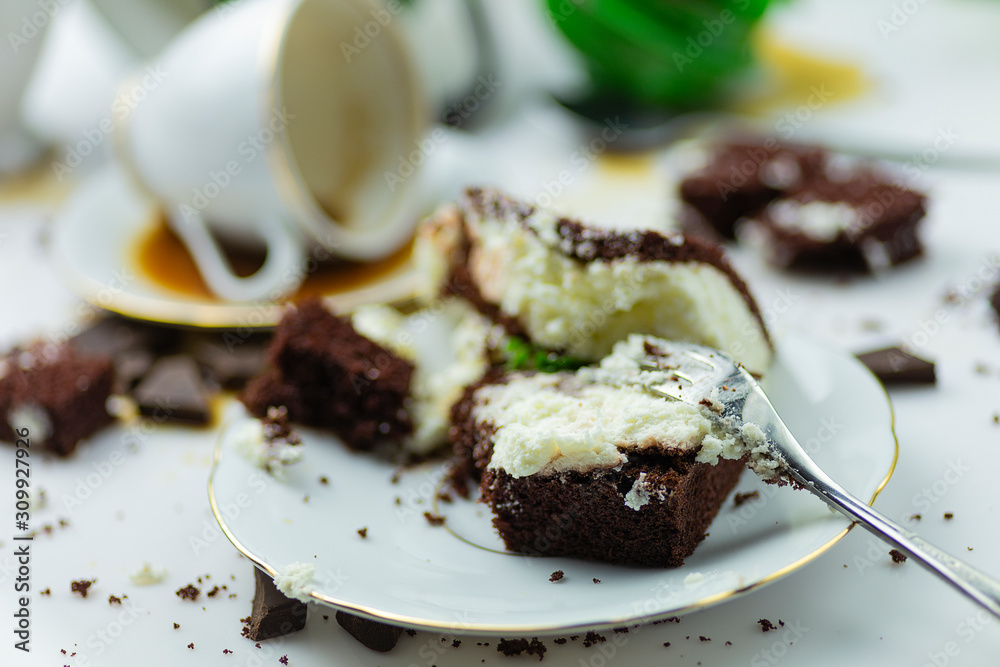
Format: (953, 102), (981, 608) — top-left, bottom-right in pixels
(48, 162), (416, 328)
(208, 332), (897, 634)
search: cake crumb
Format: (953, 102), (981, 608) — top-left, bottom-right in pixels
(40, 588), (50, 596)
(279, 656), (288, 665)
(223, 649), (232, 654)
(423, 512), (446, 526)
(726, 641), (733, 646)
(944, 512), (954, 520)
(699, 636), (710, 642)
(909, 514), (922, 521)
(554, 638), (567, 645)
(71, 579), (95, 598)
(663, 642), (671, 647)
(357, 527), (368, 538)
(173, 623), (180, 629)
(108, 595), (122, 605)
(405, 629), (417, 637)
(733, 491), (759, 507)
(496, 637), (546, 659)
(207, 586), (221, 598)
(187, 643), (195, 649)
(176, 584), (200, 601)
(549, 570), (564, 582)
(758, 619), (777, 632)
(319, 476), (329, 485)
(452, 639), (461, 648)
(582, 631), (606, 648)
(592, 578), (600, 584)
(889, 549), (907, 563)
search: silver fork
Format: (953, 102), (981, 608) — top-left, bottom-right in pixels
(638, 340), (1000, 620)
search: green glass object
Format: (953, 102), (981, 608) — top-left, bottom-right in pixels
(546, 0), (772, 108)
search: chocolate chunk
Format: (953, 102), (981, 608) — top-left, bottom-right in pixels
(70, 316), (177, 359)
(334, 611), (403, 652)
(856, 346), (935, 385)
(193, 334), (269, 390)
(241, 568), (308, 641)
(133, 355), (211, 424)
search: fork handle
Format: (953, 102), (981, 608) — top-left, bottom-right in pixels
(798, 469), (1000, 620)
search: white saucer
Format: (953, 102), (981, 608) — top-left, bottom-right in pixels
(208, 332), (897, 634)
(48, 162), (416, 328)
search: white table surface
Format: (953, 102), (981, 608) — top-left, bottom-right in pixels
(3, 1), (1000, 665)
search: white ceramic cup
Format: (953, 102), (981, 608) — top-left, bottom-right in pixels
(0, 0), (51, 173)
(114, 0), (425, 302)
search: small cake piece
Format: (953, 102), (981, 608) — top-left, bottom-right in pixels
(0, 343), (114, 456)
(417, 187), (772, 375)
(334, 611), (403, 653)
(241, 568), (308, 641)
(678, 139), (825, 239)
(192, 333), (270, 390)
(747, 167), (926, 272)
(240, 298), (413, 450)
(450, 335), (763, 567)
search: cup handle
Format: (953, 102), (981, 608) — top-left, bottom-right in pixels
(166, 207), (306, 303)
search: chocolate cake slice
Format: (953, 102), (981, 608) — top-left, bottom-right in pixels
(678, 138), (826, 239)
(677, 138), (927, 272)
(416, 187), (772, 375)
(450, 335), (764, 567)
(746, 165), (926, 272)
(240, 298), (414, 450)
(0, 343), (114, 456)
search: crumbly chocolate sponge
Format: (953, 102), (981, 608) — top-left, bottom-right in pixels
(417, 187), (772, 374)
(0, 343), (114, 456)
(481, 453), (744, 568)
(240, 298), (413, 449)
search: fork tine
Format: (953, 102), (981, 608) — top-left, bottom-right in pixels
(683, 350), (717, 368)
(670, 370), (694, 383)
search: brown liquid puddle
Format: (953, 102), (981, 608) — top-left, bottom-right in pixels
(133, 213), (413, 302)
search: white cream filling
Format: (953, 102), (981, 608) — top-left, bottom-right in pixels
(476, 373), (742, 479)
(129, 563), (168, 586)
(465, 209), (771, 374)
(8, 403), (52, 444)
(232, 416), (301, 475)
(768, 199), (861, 241)
(476, 335), (779, 482)
(273, 562), (315, 604)
(352, 301), (494, 454)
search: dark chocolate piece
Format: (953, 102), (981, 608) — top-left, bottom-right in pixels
(133, 355), (211, 425)
(241, 568), (308, 641)
(193, 334), (270, 390)
(0, 343), (114, 456)
(856, 346), (935, 385)
(334, 611), (403, 653)
(70, 315), (178, 359)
